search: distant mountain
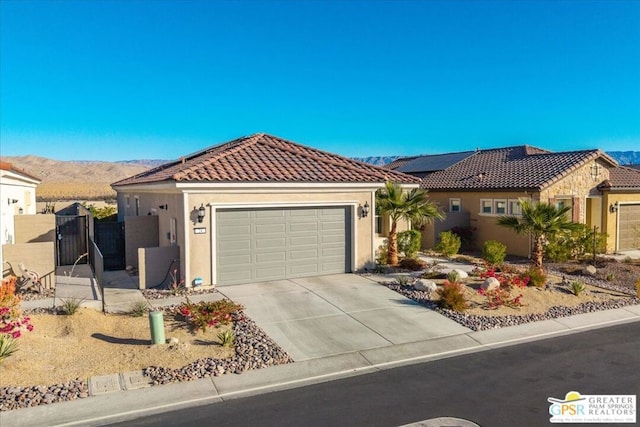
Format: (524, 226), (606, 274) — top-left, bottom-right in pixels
(608, 151), (640, 166)
(355, 151), (640, 167)
(351, 156), (400, 166)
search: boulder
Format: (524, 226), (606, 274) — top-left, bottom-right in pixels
(414, 280), (437, 293)
(481, 277), (500, 292)
(452, 269), (469, 280)
(583, 265), (597, 276)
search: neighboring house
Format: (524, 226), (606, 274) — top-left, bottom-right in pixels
(388, 145), (640, 256)
(1, 162), (41, 272)
(112, 133), (419, 287)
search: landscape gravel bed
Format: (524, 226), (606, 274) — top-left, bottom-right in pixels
(141, 286), (218, 300)
(0, 310), (293, 412)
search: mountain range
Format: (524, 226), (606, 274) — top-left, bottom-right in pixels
(1, 151), (639, 200)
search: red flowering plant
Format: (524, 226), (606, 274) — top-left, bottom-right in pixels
(477, 287), (524, 310)
(479, 264), (530, 291)
(177, 298), (244, 333)
(0, 276), (34, 363)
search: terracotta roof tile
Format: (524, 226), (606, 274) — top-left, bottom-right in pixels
(419, 146), (616, 191)
(600, 166), (640, 190)
(0, 161), (41, 181)
(112, 133), (420, 186)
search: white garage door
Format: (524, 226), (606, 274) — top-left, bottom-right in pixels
(216, 207), (350, 285)
(618, 204), (640, 250)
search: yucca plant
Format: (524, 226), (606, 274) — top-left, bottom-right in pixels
(0, 334), (18, 364)
(128, 301), (149, 317)
(60, 297), (84, 315)
(571, 281), (586, 296)
(217, 330), (235, 348)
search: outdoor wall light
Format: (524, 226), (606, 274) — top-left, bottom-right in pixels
(360, 201), (370, 218)
(590, 163), (601, 180)
(197, 204), (206, 223)
(610, 203), (619, 213)
(8, 198), (18, 205)
(18, 208), (23, 214)
(159, 204), (168, 210)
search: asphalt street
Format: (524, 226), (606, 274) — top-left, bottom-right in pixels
(110, 322), (640, 427)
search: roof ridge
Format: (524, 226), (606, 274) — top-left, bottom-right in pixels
(537, 150), (602, 189)
(256, 134), (406, 181)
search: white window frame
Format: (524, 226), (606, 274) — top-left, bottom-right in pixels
(134, 196), (140, 216)
(170, 217), (178, 246)
(125, 195), (130, 208)
(449, 198), (461, 213)
(480, 199), (493, 215)
(508, 199), (522, 216)
(494, 199), (507, 215)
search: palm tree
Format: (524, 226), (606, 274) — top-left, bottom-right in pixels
(496, 199), (582, 272)
(376, 182), (444, 266)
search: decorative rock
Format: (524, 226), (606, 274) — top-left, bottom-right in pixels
(481, 277), (500, 292)
(452, 269), (469, 280)
(168, 337), (179, 345)
(584, 265), (597, 276)
(414, 280), (437, 293)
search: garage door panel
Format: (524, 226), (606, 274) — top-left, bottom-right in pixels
(216, 206), (350, 285)
(618, 204), (640, 250)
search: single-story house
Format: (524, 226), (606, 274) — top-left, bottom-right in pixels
(387, 145), (640, 256)
(1, 162), (41, 271)
(112, 133), (420, 287)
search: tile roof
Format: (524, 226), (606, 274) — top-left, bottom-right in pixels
(0, 161), (41, 182)
(599, 166), (640, 190)
(112, 133), (421, 186)
(419, 145), (617, 191)
(384, 156), (418, 170)
(395, 150), (476, 174)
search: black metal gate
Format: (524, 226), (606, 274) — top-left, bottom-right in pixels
(56, 215), (88, 266)
(95, 221), (126, 270)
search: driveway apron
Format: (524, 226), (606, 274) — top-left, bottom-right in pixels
(219, 274), (471, 361)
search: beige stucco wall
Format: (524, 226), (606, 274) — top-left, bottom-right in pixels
(13, 214), (56, 243)
(424, 191), (533, 257)
(3, 242), (56, 289)
(124, 215), (159, 268)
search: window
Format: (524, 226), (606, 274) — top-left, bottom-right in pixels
(125, 195), (130, 208)
(494, 199), (507, 215)
(135, 196), (140, 216)
(555, 197), (573, 220)
(480, 199), (492, 214)
(508, 199), (522, 215)
(450, 198), (461, 213)
(170, 218), (177, 246)
(375, 205), (383, 235)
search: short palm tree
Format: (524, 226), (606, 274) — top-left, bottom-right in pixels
(376, 182), (444, 266)
(496, 199), (582, 272)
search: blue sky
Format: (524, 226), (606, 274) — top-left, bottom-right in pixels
(1, 0), (639, 161)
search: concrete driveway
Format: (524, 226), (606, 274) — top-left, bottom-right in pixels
(218, 274), (470, 361)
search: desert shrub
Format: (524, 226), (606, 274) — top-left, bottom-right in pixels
(436, 282), (468, 312)
(435, 231), (461, 257)
(527, 266), (547, 287)
(178, 299), (244, 333)
(398, 257), (426, 271)
(571, 281), (586, 296)
(217, 330), (236, 347)
(422, 261), (445, 279)
(395, 275), (412, 286)
(636, 278), (640, 298)
(0, 276), (22, 320)
(376, 242), (389, 266)
(446, 270), (461, 284)
(545, 224), (607, 262)
(0, 277), (33, 363)
(128, 301), (149, 317)
(482, 240), (507, 267)
(397, 229), (422, 259)
(60, 297), (84, 315)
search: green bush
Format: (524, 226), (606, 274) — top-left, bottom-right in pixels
(397, 229), (422, 259)
(177, 299), (244, 333)
(0, 334), (18, 364)
(217, 329), (236, 347)
(571, 281), (586, 296)
(482, 240), (507, 267)
(545, 224), (607, 262)
(436, 282), (468, 312)
(446, 270), (461, 284)
(435, 231), (461, 257)
(376, 242), (389, 266)
(60, 297), (84, 315)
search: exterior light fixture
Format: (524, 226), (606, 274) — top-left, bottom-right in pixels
(197, 204), (206, 223)
(610, 203), (619, 213)
(159, 204), (168, 210)
(18, 207), (24, 214)
(361, 201), (370, 218)
(8, 198), (18, 205)
(590, 163), (601, 180)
